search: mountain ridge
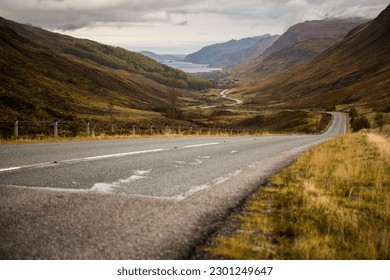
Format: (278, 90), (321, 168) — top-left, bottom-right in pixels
(230, 5), (390, 113)
(232, 18), (369, 83)
(184, 35), (272, 65)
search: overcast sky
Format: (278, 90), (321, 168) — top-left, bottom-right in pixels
(1, 0), (388, 54)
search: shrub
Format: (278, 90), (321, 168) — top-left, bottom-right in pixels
(351, 116), (370, 132)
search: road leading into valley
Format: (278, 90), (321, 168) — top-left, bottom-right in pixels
(0, 112), (346, 259)
(219, 89), (243, 106)
(199, 89), (243, 109)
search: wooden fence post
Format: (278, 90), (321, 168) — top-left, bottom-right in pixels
(14, 120), (18, 138)
(86, 121), (90, 136)
(54, 121), (58, 137)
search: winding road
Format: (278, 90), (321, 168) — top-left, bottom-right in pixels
(219, 89), (243, 106)
(0, 112), (346, 259)
(199, 89), (242, 108)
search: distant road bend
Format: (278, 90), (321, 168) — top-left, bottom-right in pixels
(0, 112), (346, 259)
(219, 89), (243, 106)
(199, 89), (242, 109)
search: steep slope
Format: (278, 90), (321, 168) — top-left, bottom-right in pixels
(233, 18), (369, 83)
(231, 5), (390, 113)
(184, 35), (271, 65)
(0, 21), (197, 123)
(214, 35), (280, 68)
(0, 17), (211, 91)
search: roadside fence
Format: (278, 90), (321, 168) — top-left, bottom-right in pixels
(0, 120), (300, 140)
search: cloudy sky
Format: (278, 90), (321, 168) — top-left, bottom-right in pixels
(1, 0), (388, 54)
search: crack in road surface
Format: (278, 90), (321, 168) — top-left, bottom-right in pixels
(0, 112), (346, 259)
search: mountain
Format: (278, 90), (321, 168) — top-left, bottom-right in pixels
(139, 51), (186, 62)
(232, 18), (369, 83)
(184, 35), (272, 65)
(213, 35), (280, 68)
(0, 17), (211, 123)
(230, 5), (390, 113)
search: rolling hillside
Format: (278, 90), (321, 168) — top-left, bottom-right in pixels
(0, 17), (211, 91)
(230, 5), (390, 115)
(0, 18), (210, 123)
(232, 18), (368, 83)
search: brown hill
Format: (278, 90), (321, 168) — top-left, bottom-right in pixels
(0, 17), (210, 91)
(0, 20), (199, 123)
(231, 5), (390, 114)
(0, 18), (211, 123)
(232, 18), (369, 83)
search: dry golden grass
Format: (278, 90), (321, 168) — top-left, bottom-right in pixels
(205, 132), (390, 259)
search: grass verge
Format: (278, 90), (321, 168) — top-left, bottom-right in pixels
(204, 132), (390, 259)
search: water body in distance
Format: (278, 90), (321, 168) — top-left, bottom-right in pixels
(161, 60), (222, 73)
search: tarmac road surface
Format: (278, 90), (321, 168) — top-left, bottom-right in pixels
(0, 112), (346, 259)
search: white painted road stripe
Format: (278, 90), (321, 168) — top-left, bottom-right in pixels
(184, 142), (220, 148)
(0, 167), (22, 172)
(0, 149), (165, 173)
(77, 149), (165, 161)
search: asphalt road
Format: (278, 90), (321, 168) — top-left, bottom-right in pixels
(0, 112), (346, 259)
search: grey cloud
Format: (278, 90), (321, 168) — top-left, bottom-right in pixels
(1, 0), (200, 30)
(0, 0), (388, 31)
